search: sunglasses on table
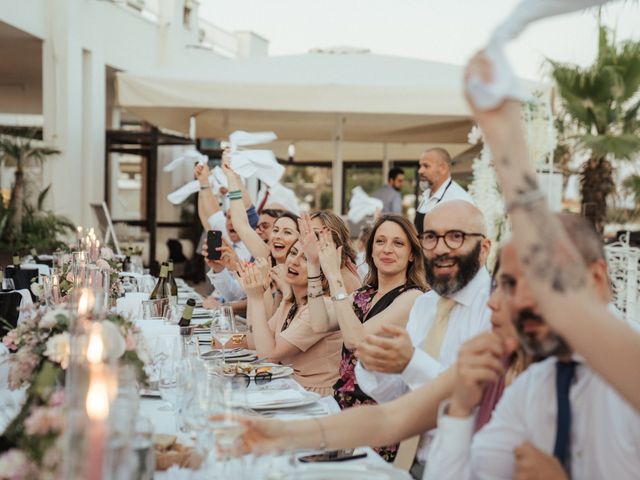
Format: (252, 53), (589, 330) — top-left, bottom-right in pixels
(237, 371), (273, 387)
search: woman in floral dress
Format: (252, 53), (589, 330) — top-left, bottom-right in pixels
(317, 214), (427, 462)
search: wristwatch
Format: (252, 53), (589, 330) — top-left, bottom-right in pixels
(331, 292), (349, 302)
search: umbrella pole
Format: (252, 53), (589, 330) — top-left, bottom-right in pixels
(333, 115), (345, 214)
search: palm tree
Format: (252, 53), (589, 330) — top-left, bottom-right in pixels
(0, 130), (60, 238)
(550, 27), (640, 233)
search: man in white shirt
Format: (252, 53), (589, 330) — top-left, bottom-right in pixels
(414, 148), (474, 236)
(355, 200), (492, 476)
(425, 213), (640, 480)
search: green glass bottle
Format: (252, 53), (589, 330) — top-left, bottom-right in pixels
(149, 263), (169, 300)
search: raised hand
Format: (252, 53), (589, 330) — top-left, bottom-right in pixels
(217, 238), (241, 272)
(269, 264), (291, 299)
(194, 163), (211, 185)
(298, 213), (321, 266)
(317, 230), (342, 282)
(237, 262), (266, 299)
(448, 332), (517, 418)
(253, 257), (272, 290)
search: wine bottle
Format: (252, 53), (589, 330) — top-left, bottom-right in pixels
(12, 252), (20, 269)
(167, 260), (178, 304)
(179, 298), (196, 327)
(149, 263), (169, 300)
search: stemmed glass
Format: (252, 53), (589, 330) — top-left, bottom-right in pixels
(210, 306), (236, 364)
(208, 376), (248, 478)
(158, 355), (178, 412)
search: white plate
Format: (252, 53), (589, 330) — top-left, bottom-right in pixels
(245, 391), (320, 410)
(282, 465), (398, 480)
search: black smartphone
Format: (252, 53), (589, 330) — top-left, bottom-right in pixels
(298, 451), (368, 463)
(207, 230), (223, 260)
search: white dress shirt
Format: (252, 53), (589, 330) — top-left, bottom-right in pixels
(355, 268), (492, 462)
(425, 353), (640, 480)
(206, 268), (246, 303)
(417, 177), (475, 215)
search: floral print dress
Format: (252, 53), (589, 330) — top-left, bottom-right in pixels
(332, 283), (421, 462)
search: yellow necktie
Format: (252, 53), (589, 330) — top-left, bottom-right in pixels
(394, 296), (457, 470)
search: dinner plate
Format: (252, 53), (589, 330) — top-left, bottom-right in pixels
(244, 390), (320, 410)
(282, 464), (404, 480)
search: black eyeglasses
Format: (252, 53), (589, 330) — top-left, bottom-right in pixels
(419, 230), (485, 250)
(237, 371), (273, 387)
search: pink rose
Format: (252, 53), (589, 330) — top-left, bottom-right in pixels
(0, 449), (36, 479)
(24, 406), (64, 436)
(95, 259), (110, 270)
(2, 330), (19, 351)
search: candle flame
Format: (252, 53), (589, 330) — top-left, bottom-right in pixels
(86, 328), (104, 364)
(78, 289), (92, 316)
(86, 376), (110, 421)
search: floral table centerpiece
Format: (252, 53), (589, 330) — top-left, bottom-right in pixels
(0, 306), (148, 479)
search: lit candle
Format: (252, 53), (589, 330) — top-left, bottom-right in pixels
(86, 370), (109, 480)
(85, 325), (109, 480)
(52, 275), (60, 303)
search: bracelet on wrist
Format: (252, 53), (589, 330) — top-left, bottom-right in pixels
(312, 417), (328, 450)
(307, 274), (323, 280)
(199, 184), (210, 191)
(308, 291), (324, 299)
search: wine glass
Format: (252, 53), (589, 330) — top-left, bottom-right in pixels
(2, 276), (15, 291)
(208, 376), (248, 478)
(158, 356), (178, 412)
(210, 306), (236, 364)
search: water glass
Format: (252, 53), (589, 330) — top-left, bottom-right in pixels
(158, 358), (178, 411)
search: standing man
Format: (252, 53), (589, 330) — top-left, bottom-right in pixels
(373, 166), (405, 214)
(414, 148), (474, 235)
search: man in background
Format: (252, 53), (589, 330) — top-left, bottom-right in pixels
(374, 166), (405, 214)
(414, 148), (474, 235)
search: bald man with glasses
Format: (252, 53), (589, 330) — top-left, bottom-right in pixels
(355, 200), (492, 478)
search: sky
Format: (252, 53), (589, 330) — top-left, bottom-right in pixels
(199, 0), (640, 81)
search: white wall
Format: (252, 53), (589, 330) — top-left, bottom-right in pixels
(0, 0), (268, 228)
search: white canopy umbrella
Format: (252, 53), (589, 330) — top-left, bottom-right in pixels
(117, 48), (543, 212)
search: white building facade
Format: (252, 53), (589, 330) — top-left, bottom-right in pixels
(0, 0), (268, 227)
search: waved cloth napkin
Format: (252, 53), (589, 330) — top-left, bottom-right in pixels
(348, 186), (383, 224)
(467, 0), (609, 110)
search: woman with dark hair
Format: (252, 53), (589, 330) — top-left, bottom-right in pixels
(238, 240), (342, 396)
(316, 214), (427, 461)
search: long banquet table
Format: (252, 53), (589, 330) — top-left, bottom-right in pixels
(136, 280), (410, 479)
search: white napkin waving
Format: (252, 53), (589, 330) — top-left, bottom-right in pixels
(167, 166), (230, 205)
(163, 149), (208, 172)
(230, 150), (284, 188)
(257, 182), (301, 215)
(467, 0), (610, 110)
(229, 130), (277, 149)
(348, 186), (383, 224)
